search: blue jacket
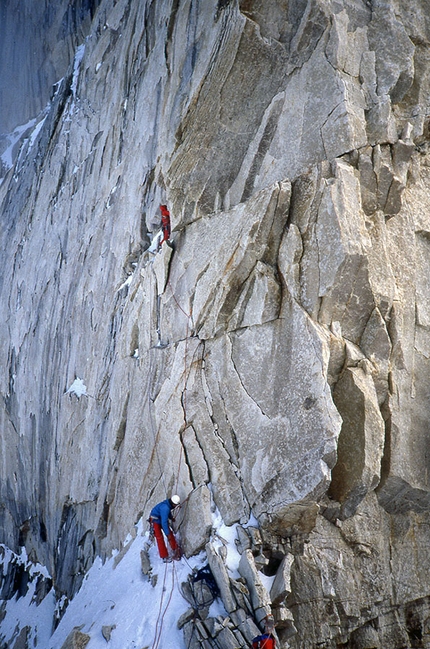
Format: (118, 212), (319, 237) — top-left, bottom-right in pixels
(150, 499), (174, 536)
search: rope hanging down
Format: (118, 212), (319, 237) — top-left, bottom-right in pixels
(151, 560), (177, 649)
(165, 278), (194, 495)
(146, 203), (196, 497)
(147, 208), (199, 649)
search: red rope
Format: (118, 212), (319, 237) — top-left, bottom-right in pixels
(168, 279), (192, 321)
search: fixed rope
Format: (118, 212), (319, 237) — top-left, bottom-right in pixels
(147, 259), (197, 649)
(145, 266), (194, 496)
(146, 346), (168, 495)
(165, 278), (194, 495)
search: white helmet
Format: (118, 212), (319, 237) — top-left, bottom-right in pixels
(171, 494), (180, 505)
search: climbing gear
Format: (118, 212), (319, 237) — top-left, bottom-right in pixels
(171, 494), (180, 505)
(148, 517), (155, 542)
(252, 633), (276, 649)
(173, 546), (182, 561)
(263, 615), (275, 634)
(191, 565), (220, 603)
(181, 566), (219, 611)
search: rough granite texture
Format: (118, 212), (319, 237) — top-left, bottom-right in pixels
(1, 0), (430, 647)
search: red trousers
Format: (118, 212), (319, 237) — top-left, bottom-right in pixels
(152, 521), (178, 559)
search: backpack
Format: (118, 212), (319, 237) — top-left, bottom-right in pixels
(180, 564), (221, 611)
(192, 565), (220, 600)
(252, 633), (276, 649)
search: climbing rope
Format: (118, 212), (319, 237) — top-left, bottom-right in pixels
(146, 253), (196, 495)
(144, 263), (195, 537)
(151, 558), (181, 649)
(146, 346), (168, 495)
(145, 263), (195, 498)
(146, 206), (229, 649)
(147, 232), (199, 649)
(185, 610), (199, 649)
(165, 277), (194, 495)
(151, 561), (169, 649)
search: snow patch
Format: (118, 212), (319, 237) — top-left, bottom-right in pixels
(66, 377), (88, 398)
(48, 526), (205, 649)
(71, 44), (86, 97)
(0, 509), (261, 647)
(117, 274), (133, 291)
(259, 571), (276, 594)
(66, 43), (86, 119)
(0, 545), (56, 648)
(211, 508), (242, 577)
(28, 116), (47, 148)
(147, 229), (163, 253)
(243, 511), (259, 528)
(0, 111), (47, 175)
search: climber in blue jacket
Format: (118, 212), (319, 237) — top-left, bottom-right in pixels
(150, 495), (181, 561)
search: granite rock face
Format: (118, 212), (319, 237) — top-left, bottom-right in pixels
(0, 0), (102, 172)
(1, 0), (430, 647)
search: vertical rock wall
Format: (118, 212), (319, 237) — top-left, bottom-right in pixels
(1, 0), (430, 646)
(0, 0), (101, 134)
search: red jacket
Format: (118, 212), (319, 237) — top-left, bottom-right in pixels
(160, 205), (171, 242)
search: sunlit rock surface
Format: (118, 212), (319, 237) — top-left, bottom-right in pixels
(1, 0), (430, 646)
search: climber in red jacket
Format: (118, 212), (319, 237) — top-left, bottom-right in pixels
(160, 204), (171, 245)
(149, 495), (181, 562)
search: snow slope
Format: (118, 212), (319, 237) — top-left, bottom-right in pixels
(0, 512), (261, 648)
